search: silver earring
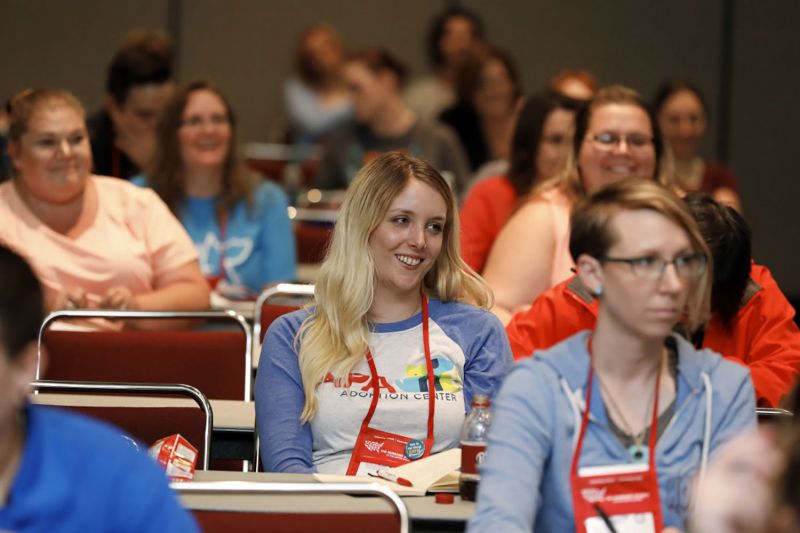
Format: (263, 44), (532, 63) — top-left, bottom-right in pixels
(593, 286), (603, 297)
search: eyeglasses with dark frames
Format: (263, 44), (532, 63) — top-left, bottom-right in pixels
(599, 252), (707, 280)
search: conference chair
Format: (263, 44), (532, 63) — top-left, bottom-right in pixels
(253, 282), (315, 346)
(37, 310), (252, 402)
(173, 481), (409, 533)
(31, 380), (213, 470)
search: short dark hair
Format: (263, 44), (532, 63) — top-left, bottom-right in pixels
(507, 92), (581, 196)
(427, 6), (485, 69)
(683, 193), (751, 328)
(106, 29), (173, 105)
(652, 79), (709, 119)
(0, 246), (43, 359)
(347, 48), (408, 88)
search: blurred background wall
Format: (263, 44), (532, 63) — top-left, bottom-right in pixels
(2, 0), (798, 294)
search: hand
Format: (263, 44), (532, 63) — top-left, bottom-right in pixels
(52, 287), (88, 310)
(99, 286), (139, 311)
(689, 430), (783, 533)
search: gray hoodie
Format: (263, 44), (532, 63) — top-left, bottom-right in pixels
(468, 330), (756, 532)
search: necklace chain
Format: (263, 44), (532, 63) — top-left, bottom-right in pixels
(594, 356), (663, 451)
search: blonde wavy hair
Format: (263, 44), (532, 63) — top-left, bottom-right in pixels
(570, 178), (712, 332)
(296, 152), (490, 421)
(531, 84), (669, 204)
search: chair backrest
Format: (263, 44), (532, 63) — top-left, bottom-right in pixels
(253, 283), (315, 346)
(294, 221), (333, 264)
(173, 481), (409, 533)
(757, 407), (794, 424)
(38, 310), (252, 401)
(31, 380), (213, 470)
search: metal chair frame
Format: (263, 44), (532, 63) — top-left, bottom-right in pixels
(252, 283), (315, 353)
(32, 379), (214, 470)
(37, 309), (253, 400)
(172, 481), (409, 533)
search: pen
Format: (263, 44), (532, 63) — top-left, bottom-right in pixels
(593, 503), (618, 533)
(368, 469), (414, 487)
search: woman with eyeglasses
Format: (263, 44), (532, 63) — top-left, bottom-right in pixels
(507, 193), (800, 408)
(482, 85), (665, 324)
(459, 92), (579, 274)
(469, 178), (756, 532)
(0, 89), (209, 319)
(140, 81), (296, 298)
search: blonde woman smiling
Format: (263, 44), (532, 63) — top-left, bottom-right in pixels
(255, 152), (512, 474)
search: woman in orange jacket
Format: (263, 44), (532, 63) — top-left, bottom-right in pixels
(506, 194), (800, 407)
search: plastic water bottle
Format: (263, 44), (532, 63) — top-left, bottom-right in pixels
(459, 394), (492, 501)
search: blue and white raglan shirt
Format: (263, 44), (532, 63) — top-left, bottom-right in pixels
(255, 299), (513, 474)
(181, 181), (296, 295)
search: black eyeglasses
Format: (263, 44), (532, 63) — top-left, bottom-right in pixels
(586, 132), (653, 151)
(599, 252), (707, 280)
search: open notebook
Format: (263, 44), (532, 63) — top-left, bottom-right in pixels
(313, 448), (461, 497)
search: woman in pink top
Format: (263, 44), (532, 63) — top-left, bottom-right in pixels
(483, 85), (664, 324)
(1, 89), (209, 321)
(459, 92), (579, 273)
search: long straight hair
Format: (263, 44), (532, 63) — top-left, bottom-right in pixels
(147, 80), (254, 216)
(296, 152), (490, 422)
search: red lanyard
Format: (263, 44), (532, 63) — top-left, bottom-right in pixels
(206, 210), (228, 290)
(358, 295), (435, 444)
(571, 340), (662, 475)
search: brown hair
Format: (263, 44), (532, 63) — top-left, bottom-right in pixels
(534, 85), (665, 203)
(347, 48), (408, 88)
(147, 80), (253, 215)
(295, 24), (345, 88)
(8, 88), (86, 143)
(570, 178), (711, 332)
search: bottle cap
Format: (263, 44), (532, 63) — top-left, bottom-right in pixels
(435, 493), (455, 504)
(471, 394), (490, 408)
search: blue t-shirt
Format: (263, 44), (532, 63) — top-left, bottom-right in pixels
(0, 405), (198, 532)
(132, 177), (296, 295)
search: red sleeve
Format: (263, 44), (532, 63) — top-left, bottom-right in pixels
(459, 177), (517, 273)
(706, 265), (800, 407)
(506, 279), (598, 361)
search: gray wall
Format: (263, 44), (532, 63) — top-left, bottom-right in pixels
(2, 0), (798, 292)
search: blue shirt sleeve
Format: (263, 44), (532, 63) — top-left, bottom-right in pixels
(463, 310), (513, 408)
(255, 311), (315, 473)
(253, 182), (297, 286)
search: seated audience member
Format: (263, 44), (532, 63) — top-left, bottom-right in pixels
(88, 29), (175, 180)
(0, 89), (209, 320)
(506, 194), (800, 407)
(469, 178), (755, 532)
(256, 152), (512, 474)
(459, 92), (579, 273)
(315, 49), (471, 197)
(440, 46), (521, 173)
(284, 24), (354, 144)
(547, 68), (598, 101)
(654, 80), (741, 211)
(483, 85), (664, 324)
(140, 81), (296, 298)
(0, 245), (198, 531)
(405, 5), (486, 122)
